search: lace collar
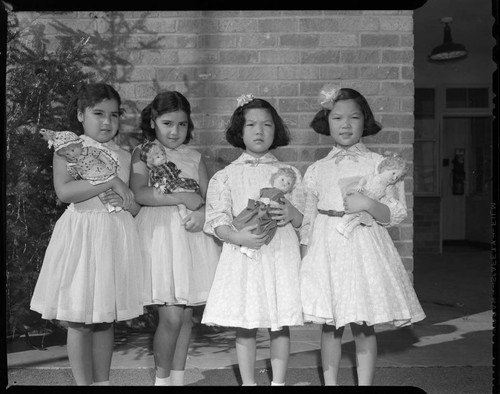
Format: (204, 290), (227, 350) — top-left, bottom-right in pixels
(233, 151), (279, 166)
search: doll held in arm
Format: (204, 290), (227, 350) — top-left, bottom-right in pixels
(140, 140), (202, 219)
(232, 167), (297, 259)
(337, 152), (409, 237)
(40, 129), (121, 212)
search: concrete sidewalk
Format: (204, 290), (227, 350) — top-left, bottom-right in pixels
(5, 244), (495, 392)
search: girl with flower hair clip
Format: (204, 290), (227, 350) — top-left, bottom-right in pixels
(202, 94), (305, 386)
(299, 85), (425, 386)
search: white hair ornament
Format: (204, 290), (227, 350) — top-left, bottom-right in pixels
(236, 93), (255, 108)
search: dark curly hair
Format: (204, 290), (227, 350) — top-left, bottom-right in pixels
(225, 98), (290, 150)
(140, 90), (194, 143)
(66, 83), (122, 135)
(310, 88), (382, 137)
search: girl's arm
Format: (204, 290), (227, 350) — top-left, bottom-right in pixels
(182, 157), (210, 232)
(53, 153), (133, 208)
(129, 147), (204, 209)
(344, 190), (391, 224)
(215, 224), (269, 249)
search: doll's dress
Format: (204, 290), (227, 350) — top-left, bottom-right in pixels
(139, 140), (200, 194)
(30, 136), (144, 324)
(66, 145), (119, 185)
(202, 152), (304, 331)
(232, 187), (285, 246)
(135, 142), (220, 306)
(299, 143), (425, 328)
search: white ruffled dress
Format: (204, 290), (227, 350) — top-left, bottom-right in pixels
(135, 143), (221, 306)
(30, 136), (144, 324)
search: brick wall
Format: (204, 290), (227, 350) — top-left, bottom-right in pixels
(12, 10), (415, 272)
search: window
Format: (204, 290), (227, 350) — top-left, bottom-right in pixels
(446, 88), (489, 109)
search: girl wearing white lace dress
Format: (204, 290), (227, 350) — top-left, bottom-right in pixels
(202, 95), (305, 386)
(300, 86), (425, 386)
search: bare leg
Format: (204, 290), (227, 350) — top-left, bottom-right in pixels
(236, 327), (257, 385)
(154, 305), (185, 379)
(91, 322), (114, 384)
(67, 322), (93, 385)
(321, 324), (344, 386)
(170, 307), (193, 385)
(269, 327), (290, 384)
(351, 323), (377, 386)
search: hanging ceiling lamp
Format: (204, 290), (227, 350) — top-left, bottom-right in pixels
(428, 17), (468, 62)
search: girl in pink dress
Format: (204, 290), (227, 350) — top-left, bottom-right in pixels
(130, 90), (220, 386)
(30, 83), (144, 386)
(300, 86), (425, 386)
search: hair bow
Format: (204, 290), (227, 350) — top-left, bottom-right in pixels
(319, 84), (341, 110)
(236, 93), (255, 108)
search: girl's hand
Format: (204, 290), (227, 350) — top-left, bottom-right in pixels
(99, 189), (123, 208)
(269, 198), (302, 227)
(175, 192), (205, 211)
(343, 190), (371, 214)
(110, 177), (134, 210)
(233, 224), (268, 249)
(182, 210), (205, 233)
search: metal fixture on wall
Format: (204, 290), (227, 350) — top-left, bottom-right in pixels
(428, 17), (468, 62)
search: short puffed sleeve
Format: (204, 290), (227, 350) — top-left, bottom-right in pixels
(203, 170), (234, 239)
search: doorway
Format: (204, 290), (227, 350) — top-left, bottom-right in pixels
(441, 116), (492, 245)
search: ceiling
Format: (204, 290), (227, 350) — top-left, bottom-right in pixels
(414, 0), (494, 60)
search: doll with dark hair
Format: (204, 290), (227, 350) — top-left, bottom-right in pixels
(202, 94), (304, 386)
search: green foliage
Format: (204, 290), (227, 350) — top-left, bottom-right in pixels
(5, 14), (97, 337)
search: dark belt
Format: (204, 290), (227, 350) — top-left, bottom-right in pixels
(318, 209), (345, 217)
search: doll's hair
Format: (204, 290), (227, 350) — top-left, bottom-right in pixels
(67, 83), (122, 135)
(378, 153), (409, 181)
(310, 87), (381, 137)
(140, 140), (167, 166)
(269, 167), (297, 190)
(140, 91), (194, 143)
(225, 98), (290, 150)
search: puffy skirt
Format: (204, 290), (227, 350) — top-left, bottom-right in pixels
(136, 205), (221, 306)
(201, 224), (303, 331)
(300, 215), (426, 328)
(30, 204), (145, 324)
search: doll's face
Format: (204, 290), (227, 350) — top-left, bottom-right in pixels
(381, 168), (404, 184)
(273, 174), (294, 193)
(57, 143), (82, 162)
(148, 148), (166, 167)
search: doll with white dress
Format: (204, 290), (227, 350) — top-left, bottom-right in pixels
(233, 167), (297, 259)
(336, 152), (409, 237)
(40, 129), (121, 212)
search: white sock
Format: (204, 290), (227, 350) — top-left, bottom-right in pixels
(271, 381), (285, 386)
(154, 376), (172, 386)
(92, 381), (110, 386)
(170, 370), (185, 386)
(242, 383), (257, 386)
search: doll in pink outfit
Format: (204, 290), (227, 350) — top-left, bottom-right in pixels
(40, 129), (121, 212)
(336, 152), (409, 237)
(233, 167), (297, 259)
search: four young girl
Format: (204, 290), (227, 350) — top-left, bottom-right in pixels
(30, 82), (424, 386)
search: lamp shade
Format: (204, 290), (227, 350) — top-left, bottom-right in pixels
(428, 17), (468, 62)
